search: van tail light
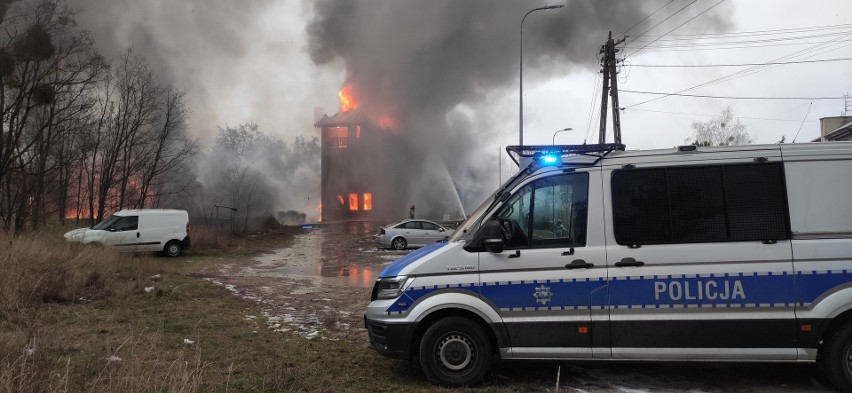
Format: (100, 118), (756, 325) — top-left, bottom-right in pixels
(186, 223), (190, 234)
(379, 228), (386, 235)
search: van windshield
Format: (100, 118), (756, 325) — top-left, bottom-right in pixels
(449, 189), (499, 242)
(92, 215), (122, 230)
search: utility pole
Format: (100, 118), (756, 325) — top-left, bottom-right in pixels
(598, 31), (625, 145)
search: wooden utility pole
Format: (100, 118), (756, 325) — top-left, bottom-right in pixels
(598, 31), (625, 145)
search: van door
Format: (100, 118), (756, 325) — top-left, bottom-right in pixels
(603, 160), (796, 360)
(478, 169), (609, 359)
(108, 215), (140, 252)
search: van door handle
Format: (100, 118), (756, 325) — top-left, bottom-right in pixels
(565, 259), (593, 269)
(508, 250), (521, 258)
(615, 257), (644, 267)
(136, 232), (140, 238)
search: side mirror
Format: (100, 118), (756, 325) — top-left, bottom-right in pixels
(438, 227), (445, 232)
(480, 220), (505, 253)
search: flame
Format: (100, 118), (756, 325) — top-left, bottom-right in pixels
(363, 193), (372, 211)
(339, 84), (358, 112)
(337, 195), (345, 205)
(349, 193), (358, 211)
(317, 202), (322, 222)
(378, 116), (394, 129)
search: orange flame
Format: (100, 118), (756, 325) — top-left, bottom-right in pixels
(339, 84), (358, 112)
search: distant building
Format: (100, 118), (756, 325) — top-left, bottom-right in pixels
(314, 111), (405, 222)
(813, 116), (852, 142)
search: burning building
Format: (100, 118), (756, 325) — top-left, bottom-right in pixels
(315, 85), (406, 222)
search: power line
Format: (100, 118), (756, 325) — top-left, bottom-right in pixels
(622, 39), (852, 52)
(625, 32), (852, 108)
(627, 57), (852, 68)
(621, 0), (677, 35)
(629, 108), (817, 122)
(622, 90), (846, 100)
(624, 30), (852, 48)
(630, 22), (852, 41)
(625, 0), (699, 47)
(626, 0), (727, 58)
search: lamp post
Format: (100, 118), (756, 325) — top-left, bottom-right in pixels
(552, 127), (574, 145)
(520, 4), (564, 147)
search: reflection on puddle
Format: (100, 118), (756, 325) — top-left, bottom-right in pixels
(248, 222), (408, 288)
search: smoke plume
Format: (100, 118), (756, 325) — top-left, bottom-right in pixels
(307, 0), (732, 214)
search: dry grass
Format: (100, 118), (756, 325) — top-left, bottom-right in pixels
(0, 228), (532, 393)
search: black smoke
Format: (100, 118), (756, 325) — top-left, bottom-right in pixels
(306, 0), (733, 213)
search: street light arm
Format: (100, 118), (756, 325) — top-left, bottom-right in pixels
(520, 4), (565, 147)
(552, 127), (574, 145)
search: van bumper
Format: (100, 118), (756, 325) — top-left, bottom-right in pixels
(364, 315), (416, 360)
(181, 236), (191, 250)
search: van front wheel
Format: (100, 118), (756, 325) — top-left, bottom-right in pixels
(821, 322), (852, 392)
(418, 317), (491, 387)
(163, 241), (182, 257)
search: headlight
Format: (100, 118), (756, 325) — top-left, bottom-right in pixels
(372, 276), (413, 301)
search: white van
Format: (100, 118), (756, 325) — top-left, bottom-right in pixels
(64, 209), (191, 257)
(364, 142), (852, 389)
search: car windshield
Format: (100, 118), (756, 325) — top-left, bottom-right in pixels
(91, 215), (122, 230)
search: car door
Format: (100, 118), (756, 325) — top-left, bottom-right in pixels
(478, 169), (609, 359)
(420, 221), (443, 243)
(107, 215), (140, 251)
(401, 221), (425, 246)
(603, 156), (797, 361)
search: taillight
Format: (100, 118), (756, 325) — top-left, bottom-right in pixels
(186, 223), (190, 234)
(380, 228), (385, 235)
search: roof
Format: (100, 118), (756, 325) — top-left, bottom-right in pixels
(812, 120), (852, 142)
(313, 110), (368, 128)
(114, 209), (187, 216)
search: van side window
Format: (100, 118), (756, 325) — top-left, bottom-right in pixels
(113, 216), (138, 231)
(612, 162), (790, 245)
(495, 173), (589, 248)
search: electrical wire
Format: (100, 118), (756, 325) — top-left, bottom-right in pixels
(624, 32), (852, 109)
(629, 22), (852, 41)
(623, 30), (852, 48)
(622, 90), (846, 100)
(620, 0), (677, 36)
(584, 73), (602, 144)
(629, 108), (816, 122)
(625, 0), (727, 58)
(792, 102), (813, 143)
(627, 57), (852, 68)
(624, 0), (699, 47)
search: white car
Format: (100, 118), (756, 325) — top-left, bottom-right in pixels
(374, 219), (454, 250)
(64, 209), (191, 257)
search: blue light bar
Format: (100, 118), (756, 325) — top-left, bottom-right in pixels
(541, 155), (559, 164)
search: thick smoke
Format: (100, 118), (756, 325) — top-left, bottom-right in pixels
(307, 0), (732, 213)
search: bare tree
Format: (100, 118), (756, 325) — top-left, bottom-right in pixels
(687, 106), (753, 147)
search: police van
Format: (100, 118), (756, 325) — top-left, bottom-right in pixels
(364, 142), (852, 389)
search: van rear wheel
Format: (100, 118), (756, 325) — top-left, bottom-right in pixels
(163, 241), (182, 257)
(821, 322), (852, 392)
(418, 317), (491, 387)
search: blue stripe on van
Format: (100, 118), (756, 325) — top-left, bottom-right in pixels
(378, 242), (448, 279)
(384, 269), (852, 315)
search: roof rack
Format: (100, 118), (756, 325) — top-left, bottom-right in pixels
(506, 143), (626, 167)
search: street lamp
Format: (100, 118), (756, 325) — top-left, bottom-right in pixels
(552, 127), (574, 145)
(520, 4), (564, 147)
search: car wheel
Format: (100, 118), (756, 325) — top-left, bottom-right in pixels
(821, 322), (852, 392)
(163, 240), (182, 257)
(391, 237), (407, 250)
(418, 317), (492, 387)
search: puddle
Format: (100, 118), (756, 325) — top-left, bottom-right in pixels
(247, 222), (407, 288)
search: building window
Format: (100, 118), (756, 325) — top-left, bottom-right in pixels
(328, 127), (348, 149)
(349, 193), (358, 211)
(363, 193), (372, 211)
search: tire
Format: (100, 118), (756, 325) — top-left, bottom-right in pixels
(820, 322), (852, 392)
(391, 237), (407, 250)
(418, 317), (492, 387)
(163, 240), (182, 257)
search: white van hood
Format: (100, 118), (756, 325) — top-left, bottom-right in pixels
(63, 227), (89, 242)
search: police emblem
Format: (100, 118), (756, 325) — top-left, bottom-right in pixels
(533, 284), (553, 305)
